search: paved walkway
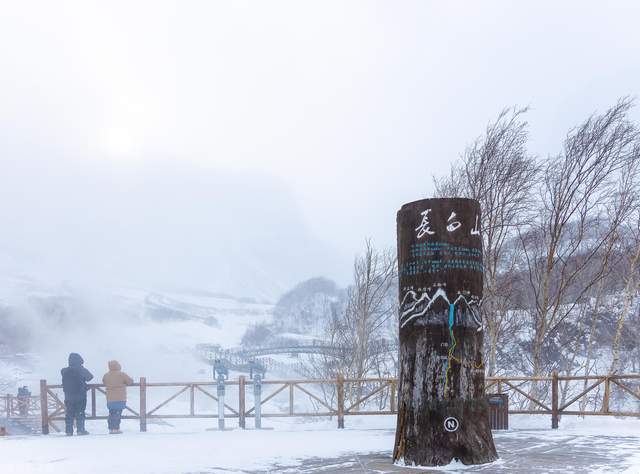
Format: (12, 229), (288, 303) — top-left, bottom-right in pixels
(253, 431), (640, 473)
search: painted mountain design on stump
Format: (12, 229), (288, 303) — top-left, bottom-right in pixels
(399, 288), (482, 330)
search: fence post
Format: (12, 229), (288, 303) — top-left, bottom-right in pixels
(503, 393), (509, 430)
(289, 383), (294, 416)
(337, 374), (345, 429)
(139, 377), (147, 432)
(40, 379), (49, 435)
(217, 377), (225, 431)
(238, 376), (246, 429)
(603, 376), (610, 413)
(551, 371), (559, 429)
(91, 387), (96, 418)
(190, 384), (195, 417)
(5, 395), (10, 418)
(254, 374), (262, 429)
(390, 379), (397, 413)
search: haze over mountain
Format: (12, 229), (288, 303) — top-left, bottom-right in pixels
(0, 158), (344, 300)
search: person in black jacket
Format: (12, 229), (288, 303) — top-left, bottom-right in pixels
(61, 353), (93, 436)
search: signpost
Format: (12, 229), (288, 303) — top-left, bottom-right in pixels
(393, 198), (497, 466)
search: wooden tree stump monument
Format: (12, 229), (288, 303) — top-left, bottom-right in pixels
(393, 198), (497, 466)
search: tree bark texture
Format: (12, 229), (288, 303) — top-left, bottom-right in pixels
(393, 198), (497, 466)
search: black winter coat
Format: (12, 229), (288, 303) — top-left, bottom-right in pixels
(61, 353), (93, 401)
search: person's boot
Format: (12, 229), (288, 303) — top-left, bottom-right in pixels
(77, 430), (90, 435)
(65, 432), (73, 436)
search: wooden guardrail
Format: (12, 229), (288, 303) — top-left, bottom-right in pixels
(485, 372), (640, 429)
(1, 395), (41, 418)
(37, 372), (640, 434)
(39, 376), (396, 433)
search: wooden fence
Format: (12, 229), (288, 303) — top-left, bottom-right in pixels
(39, 376), (396, 433)
(486, 372), (640, 429)
(1, 395), (41, 418)
(37, 372), (640, 434)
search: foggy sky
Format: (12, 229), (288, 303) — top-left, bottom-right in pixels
(2, 1), (640, 298)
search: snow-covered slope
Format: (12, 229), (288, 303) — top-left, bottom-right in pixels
(0, 277), (274, 393)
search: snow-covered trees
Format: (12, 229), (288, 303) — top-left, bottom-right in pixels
(435, 98), (640, 383)
(434, 107), (538, 376)
(272, 277), (341, 336)
(329, 240), (397, 382)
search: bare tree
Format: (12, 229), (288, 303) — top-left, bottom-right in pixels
(577, 154), (640, 381)
(340, 240), (396, 376)
(520, 98), (639, 383)
(557, 153), (640, 409)
(296, 241), (397, 411)
(328, 240), (397, 405)
(610, 179), (640, 374)
(430, 98), (640, 413)
(434, 106), (539, 375)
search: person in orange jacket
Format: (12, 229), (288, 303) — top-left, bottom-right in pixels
(102, 360), (133, 434)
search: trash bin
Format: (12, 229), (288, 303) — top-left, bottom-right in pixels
(488, 393), (508, 430)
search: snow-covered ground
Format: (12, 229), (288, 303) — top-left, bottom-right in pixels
(2, 279), (639, 473)
(1, 415), (639, 473)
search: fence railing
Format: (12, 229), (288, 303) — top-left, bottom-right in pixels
(1, 395), (41, 419)
(486, 372), (640, 428)
(37, 372), (640, 434)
